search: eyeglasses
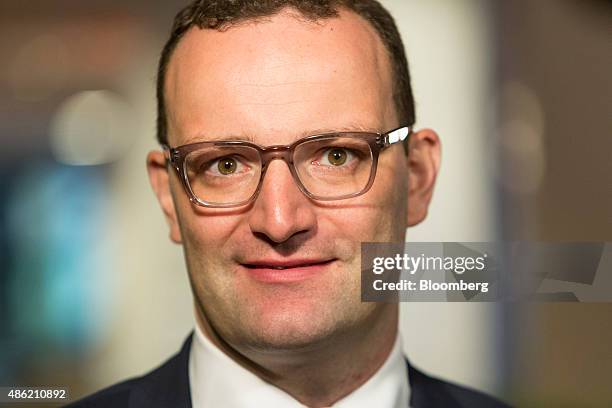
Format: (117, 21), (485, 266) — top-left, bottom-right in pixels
(163, 126), (411, 208)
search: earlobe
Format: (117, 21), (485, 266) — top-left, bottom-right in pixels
(146, 151), (183, 244)
(406, 128), (441, 226)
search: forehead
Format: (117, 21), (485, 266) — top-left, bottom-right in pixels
(164, 8), (396, 146)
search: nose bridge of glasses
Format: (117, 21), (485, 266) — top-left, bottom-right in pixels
(257, 145), (308, 198)
(260, 145), (294, 167)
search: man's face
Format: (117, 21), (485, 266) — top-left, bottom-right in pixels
(151, 9), (424, 352)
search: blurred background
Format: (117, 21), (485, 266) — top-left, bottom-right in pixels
(0, 0), (610, 406)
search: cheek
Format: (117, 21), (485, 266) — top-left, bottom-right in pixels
(184, 216), (239, 247)
(324, 169), (408, 243)
(182, 221), (245, 290)
(373, 154), (409, 238)
(173, 194), (245, 263)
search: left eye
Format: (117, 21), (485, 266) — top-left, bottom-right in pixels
(320, 148), (354, 166)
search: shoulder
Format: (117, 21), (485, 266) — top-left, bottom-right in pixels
(64, 377), (138, 408)
(407, 361), (512, 408)
(66, 335), (193, 408)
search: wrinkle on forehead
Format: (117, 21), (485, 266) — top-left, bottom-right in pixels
(165, 7), (396, 146)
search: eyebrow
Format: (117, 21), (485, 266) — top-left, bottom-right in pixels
(181, 123), (380, 145)
(179, 133), (256, 145)
(298, 124), (380, 137)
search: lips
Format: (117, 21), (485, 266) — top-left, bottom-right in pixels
(240, 259), (335, 283)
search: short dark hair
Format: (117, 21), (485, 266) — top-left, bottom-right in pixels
(156, 0), (415, 145)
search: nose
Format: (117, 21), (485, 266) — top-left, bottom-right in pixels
(247, 159), (316, 244)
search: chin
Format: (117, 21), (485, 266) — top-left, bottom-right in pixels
(240, 316), (340, 352)
(235, 299), (377, 353)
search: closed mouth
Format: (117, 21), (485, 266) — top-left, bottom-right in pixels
(242, 259), (335, 270)
(240, 259), (335, 283)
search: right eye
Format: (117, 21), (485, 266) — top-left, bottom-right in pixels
(320, 147), (354, 167)
(205, 156), (249, 176)
(216, 157), (238, 175)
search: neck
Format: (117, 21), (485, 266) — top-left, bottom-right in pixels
(195, 304), (399, 407)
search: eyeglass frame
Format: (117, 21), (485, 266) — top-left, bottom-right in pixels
(162, 125), (412, 208)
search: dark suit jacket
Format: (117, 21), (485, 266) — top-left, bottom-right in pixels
(67, 334), (510, 407)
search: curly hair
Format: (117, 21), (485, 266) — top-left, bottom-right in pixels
(156, 0), (415, 144)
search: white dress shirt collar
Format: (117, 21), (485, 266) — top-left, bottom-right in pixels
(189, 322), (410, 407)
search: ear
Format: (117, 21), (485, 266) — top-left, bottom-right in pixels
(406, 128), (441, 226)
(147, 151), (183, 243)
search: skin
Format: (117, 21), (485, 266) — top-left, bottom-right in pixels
(148, 7), (440, 407)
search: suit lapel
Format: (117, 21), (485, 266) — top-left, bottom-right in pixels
(406, 359), (460, 407)
(129, 334), (193, 408)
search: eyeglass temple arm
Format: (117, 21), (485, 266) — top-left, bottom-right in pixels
(381, 126), (411, 148)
